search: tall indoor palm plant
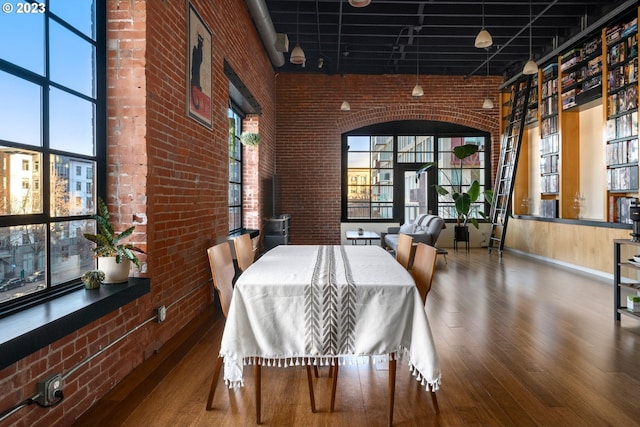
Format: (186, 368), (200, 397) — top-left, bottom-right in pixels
(417, 143), (493, 229)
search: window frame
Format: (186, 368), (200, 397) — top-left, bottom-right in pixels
(0, 0), (107, 317)
(228, 104), (243, 234)
(341, 123), (491, 224)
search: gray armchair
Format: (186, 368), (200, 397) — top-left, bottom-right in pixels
(381, 214), (445, 253)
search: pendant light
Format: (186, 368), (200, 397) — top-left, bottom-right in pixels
(482, 52), (494, 109)
(412, 26), (423, 97)
(341, 74), (351, 111)
(348, 0), (371, 7)
(474, 0), (493, 49)
(290, 1), (306, 65)
(522, 0), (538, 75)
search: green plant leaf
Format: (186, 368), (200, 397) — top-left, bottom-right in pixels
(452, 143), (479, 160)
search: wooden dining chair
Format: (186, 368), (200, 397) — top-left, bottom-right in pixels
(205, 242), (317, 423)
(395, 233), (414, 270)
(410, 242), (440, 414)
(234, 233), (254, 272)
(411, 243), (438, 305)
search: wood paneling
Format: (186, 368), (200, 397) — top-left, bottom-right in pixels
(505, 218), (630, 273)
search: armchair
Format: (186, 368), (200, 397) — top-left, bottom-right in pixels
(381, 214), (445, 254)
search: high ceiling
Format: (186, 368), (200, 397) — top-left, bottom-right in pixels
(262, 0), (635, 79)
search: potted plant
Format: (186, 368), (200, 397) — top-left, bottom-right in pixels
(83, 197), (144, 283)
(82, 269), (105, 289)
(239, 131), (260, 146)
(416, 143), (494, 242)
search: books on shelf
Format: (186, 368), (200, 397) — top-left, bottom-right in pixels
(609, 195), (637, 224)
(607, 165), (639, 191)
(540, 199), (558, 218)
(606, 138), (638, 165)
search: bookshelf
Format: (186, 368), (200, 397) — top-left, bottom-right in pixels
(540, 62), (559, 218)
(605, 14), (639, 224)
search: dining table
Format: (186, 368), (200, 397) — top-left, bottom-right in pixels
(219, 244), (441, 424)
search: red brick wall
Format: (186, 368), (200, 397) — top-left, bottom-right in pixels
(275, 73), (503, 244)
(0, 0), (276, 425)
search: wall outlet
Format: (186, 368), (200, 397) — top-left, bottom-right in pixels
(156, 305), (167, 323)
(35, 373), (63, 406)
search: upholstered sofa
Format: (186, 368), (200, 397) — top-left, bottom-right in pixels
(381, 214), (445, 253)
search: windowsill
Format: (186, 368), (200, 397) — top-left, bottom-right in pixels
(229, 228), (260, 239)
(0, 277), (150, 370)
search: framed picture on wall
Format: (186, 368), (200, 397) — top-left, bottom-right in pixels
(187, 3), (212, 128)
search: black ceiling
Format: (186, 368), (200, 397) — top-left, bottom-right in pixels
(263, 0), (636, 79)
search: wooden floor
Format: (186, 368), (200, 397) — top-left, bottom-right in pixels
(74, 249), (640, 427)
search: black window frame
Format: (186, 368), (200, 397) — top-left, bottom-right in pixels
(0, 0), (107, 317)
(341, 121), (492, 224)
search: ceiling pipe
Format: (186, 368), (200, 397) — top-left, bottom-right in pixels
(245, 0), (285, 67)
(500, 0), (638, 89)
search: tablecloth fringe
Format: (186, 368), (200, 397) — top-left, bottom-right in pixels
(239, 352), (401, 369)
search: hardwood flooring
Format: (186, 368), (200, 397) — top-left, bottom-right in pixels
(73, 249), (640, 427)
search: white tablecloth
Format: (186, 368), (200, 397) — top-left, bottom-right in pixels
(219, 245), (441, 392)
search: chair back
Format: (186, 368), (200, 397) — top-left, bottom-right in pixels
(411, 243), (438, 305)
(234, 233), (254, 272)
(396, 233), (414, 270)
(207, 242), (235, 318)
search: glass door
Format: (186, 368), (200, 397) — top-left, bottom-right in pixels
(396, 165), (435, 224)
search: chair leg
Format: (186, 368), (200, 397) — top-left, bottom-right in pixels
(305, 365), (316, 413)
(430, 390), (440, 414)
(206, 357), (223, 410)
(255, 364), (262, 424)
(388, 358), (396, 427)
(330, 362), (339, 412)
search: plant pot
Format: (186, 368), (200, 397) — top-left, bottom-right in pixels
(454, 225), (469, 242)
(98, 257), (131, 284)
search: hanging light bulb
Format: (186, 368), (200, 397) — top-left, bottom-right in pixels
(348, 0), (371, 7)
(483, 50), (494, 109)
(474, 1), (493, 49)
(341, 74), (351, 111)
(522, 0), (538, 75)
(290, 1), (306, 65)
(412, 26), (423, 97)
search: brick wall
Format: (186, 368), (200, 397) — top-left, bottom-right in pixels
(0, 0), (276, 425)
(275, 73), (503, 244)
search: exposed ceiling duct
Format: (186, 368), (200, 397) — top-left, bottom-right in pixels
(245, 0), (285, 67)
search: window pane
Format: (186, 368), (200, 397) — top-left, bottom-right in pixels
(371, 203), (393, 219)
(51, 155), (95, 217)
(229, 183), (241, 206)
(0, 8), (44, 74)
(0, 148), (42, 215)
(50, 88), (95, 155)
(0, 224), (47, 303)
(229, 207), (241, 232)
(348, 152), (369, 168)
(347, 136), (370, 151)
(0, 71), (42, 146)
(50, 20), (96, 97)
(50, 0), (97, 40)
(53, 219), (95, 285)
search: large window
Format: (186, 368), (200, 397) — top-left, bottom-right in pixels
(342, 124), (490, 223)
(228, 107), (242, 233)
(0, 1), (104, 310)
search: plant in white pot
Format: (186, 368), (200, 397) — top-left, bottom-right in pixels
(83, 197), (144, 284)
(416, 143), (494, 242)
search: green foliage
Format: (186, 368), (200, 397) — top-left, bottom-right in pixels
(81, 269), (105, 289)
(240, 131), (261, 146)
(417, 143), (494, 228)
(83, 197), (144, 267)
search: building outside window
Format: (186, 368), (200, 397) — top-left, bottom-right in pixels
(0, 1), (104, 310)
